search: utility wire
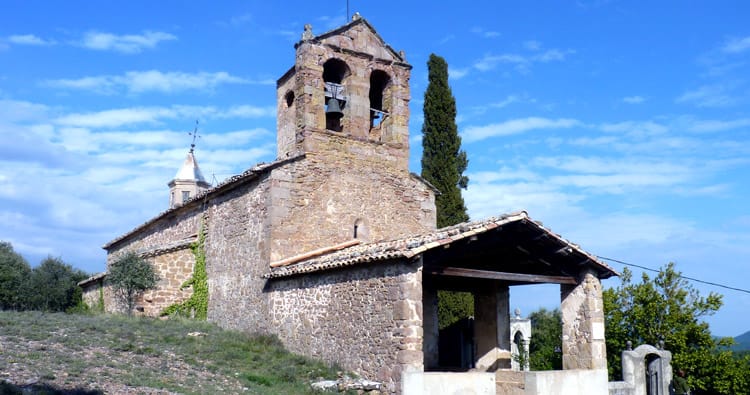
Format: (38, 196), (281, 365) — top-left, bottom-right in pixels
(597, 255), (750, 295)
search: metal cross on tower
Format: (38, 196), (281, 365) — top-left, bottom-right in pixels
(188, 120), (201, 153)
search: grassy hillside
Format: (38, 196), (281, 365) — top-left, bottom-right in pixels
(0, 311), (341, 394)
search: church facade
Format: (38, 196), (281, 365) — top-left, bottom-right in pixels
(81, 15), (618, 394)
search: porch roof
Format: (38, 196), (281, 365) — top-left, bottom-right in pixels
(264, 211), (618, 280)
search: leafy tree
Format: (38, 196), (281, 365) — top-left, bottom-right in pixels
(107, 252), (159, 316)
(437, 290), (473, 330)
(604, 262), (749, 394)
(421, 53), (472, 326)
(22, 256), (88, 312)
(528, 308), (563, 371)
(0, 241), (31, 310)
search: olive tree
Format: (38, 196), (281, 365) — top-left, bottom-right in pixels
(107, 252), (159, 315)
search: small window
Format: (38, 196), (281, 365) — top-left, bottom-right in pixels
(285, 91), (294, 108)
(182, 191), (190, 203)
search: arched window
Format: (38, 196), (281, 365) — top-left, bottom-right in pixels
(285, 90), (294, 108)
(369, 70), (391, 130)
(322, 59), (349, 132)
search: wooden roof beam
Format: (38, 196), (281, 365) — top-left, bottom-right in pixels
(427, 266), (577, 285)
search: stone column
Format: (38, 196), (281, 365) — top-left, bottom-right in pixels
(560, 269), (607, 370)
(422, 282), (439, 370)
(474, 281), (511, 371)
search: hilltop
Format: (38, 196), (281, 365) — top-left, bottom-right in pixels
(734, 330), (750, 351)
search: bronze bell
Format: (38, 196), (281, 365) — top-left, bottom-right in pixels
(326, 98), (344, 119)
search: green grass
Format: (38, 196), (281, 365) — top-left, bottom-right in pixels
(0, 310), (342, 394)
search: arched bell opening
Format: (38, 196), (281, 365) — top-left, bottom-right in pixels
(369, 70), (391, 134)
(323, 58), (350, 132)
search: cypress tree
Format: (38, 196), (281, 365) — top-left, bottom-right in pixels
(421, 53), (469, 228)
(421, 54), (473, 331)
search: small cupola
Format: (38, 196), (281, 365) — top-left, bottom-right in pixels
(168, 123), (211, 208)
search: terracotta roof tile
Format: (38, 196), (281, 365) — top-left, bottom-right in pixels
(265, 211), (617, 279)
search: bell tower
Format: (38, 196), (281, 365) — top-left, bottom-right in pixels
(168, 123), (210, 208)
(267, 15), (436, 262)
(275, 13), (413, 169)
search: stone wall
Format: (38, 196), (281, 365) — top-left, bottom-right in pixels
(268, 151), (435, 263)
(138, 247), (195, 316)
(525, 369), (609, 395)
(102, 207), (203, 314)
(266, 260), (424, 394)
(80, 277), (104, 310)
(561, 269), (607, 370)
(204, 174), (272, 332)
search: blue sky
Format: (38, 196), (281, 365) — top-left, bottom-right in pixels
(1, 1), (749, 337)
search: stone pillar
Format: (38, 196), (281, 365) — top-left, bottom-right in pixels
(393, 268), (424, 392)
(560, 269), (607, 370)
(422, 282), (439, 370)
(474, 281), (511, 371)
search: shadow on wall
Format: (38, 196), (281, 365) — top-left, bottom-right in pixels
(263, 259), (419, 293)
(438, 317), (475, 370)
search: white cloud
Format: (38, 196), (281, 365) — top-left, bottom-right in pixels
(203, 129), (271, 147)
(53, 104), (275, 128)
(0, 99), (50, 122)
(470, 27), (500, 39)
(219, 105), (276, 118)
(523, 40), (541, 51)
(471, 47), (573, 73)
(225, 13), (253, 27)
(47, 70), (259, 94)
(55, 107), (181, 128)
(448, 67), (470, 80)
(80, 30), (176, 54)
(45, 76), (114, 92)
(600, 120), (668, 137)
(534, 49), (572, 62)
(687, 118), (750, 133)
(490, 95), (521, 108)
(125, 71), (250, 93)
(462, 117), (581, 143)
(7, 34), (54, 46)
(722, 36), (750, 54)
(474, 53), (527, 71)
(622, 95), (645, 104)
(676, 84), (738, 108)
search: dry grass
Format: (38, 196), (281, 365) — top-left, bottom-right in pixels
(0, 311), (341, 394)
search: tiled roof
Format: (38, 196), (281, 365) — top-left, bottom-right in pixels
(103, 154), (305, 250)
(78, 272), (106, 287)
(265, 211), (618, 279)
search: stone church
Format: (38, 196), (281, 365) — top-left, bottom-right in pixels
(80, 15), (620, 394)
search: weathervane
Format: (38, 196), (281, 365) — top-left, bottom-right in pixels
(188, 120), (201, 153)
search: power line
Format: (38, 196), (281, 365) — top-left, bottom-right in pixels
(597, 255), (750, 295)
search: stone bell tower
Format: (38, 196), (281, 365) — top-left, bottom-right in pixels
(267, 15), (436, 262)
(275, 13), (413, 169)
